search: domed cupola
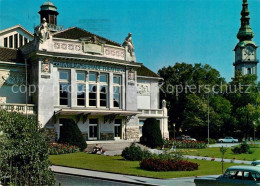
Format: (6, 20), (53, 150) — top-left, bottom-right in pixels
(38, 1), (59, 27)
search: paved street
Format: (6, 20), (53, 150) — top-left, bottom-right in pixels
(52, 165), (203, 186)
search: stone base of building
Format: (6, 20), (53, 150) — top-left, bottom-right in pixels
(44, 128), (56, 142)
(126, 126), (139, 141)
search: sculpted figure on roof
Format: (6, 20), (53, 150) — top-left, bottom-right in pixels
(34, 18), (51, 43)
(123, 33), (134, 56)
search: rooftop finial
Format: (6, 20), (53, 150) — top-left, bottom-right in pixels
(237, 0), (254, 41)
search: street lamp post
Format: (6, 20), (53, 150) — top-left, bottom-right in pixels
(253, 121), (256, 144)
(207, 93), (210, 145)
(173, 123), (176, 139)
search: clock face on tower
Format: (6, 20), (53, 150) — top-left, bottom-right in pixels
(243, 45), (255, 61)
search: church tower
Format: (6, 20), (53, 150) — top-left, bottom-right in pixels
(234, 0), (258, 76)
(38, 1), (59, 32)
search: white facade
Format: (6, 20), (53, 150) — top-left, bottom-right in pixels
(0, 2), (169, 142)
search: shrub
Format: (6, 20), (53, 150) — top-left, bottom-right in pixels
(58, 118), (87, 151)
(205, 138), (217, 144)
(231, 142), (251, 154)
(164, 139), (207, 149)
(49, 143), (80, 155)
(122, 143), (152, 161)
(0, 109), (55, 185)
(140, 118), (163, 148)
(140, 159), (199, 171)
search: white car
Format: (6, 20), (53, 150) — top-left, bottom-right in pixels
(217, 137), (239, 143)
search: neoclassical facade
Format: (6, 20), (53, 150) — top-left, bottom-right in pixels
(0, 1), (169, 142)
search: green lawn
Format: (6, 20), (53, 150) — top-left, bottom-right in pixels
(182, 147), (260, 161)
(50, 152), (241, 179)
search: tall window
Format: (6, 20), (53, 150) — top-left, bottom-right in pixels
(14, 34), (18, 49)
(77, 71), (86, 106)
(59, 70), (70, 106)
(114, 119), (121, 138)
(19, 35), (23, 47)
(4, 37), (7, 47)
(100, 73), (108, 107)
(9, 35), (13, 48)
(24, 37), (28, 44)
(89, 72), (97, 106)
(113, 75), (121, 108)
(247, 68), (252, 74)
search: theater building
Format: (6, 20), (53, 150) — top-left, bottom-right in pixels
(0, 1), (169, 142)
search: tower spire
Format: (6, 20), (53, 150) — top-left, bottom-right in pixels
(237, 0), (254, 42)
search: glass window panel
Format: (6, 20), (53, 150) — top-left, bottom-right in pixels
(89, 84), (97, 106)
(77, 84), (85, 92)
(19, 35), (23, 47)
(100, 73), (108, 83)
(14, 34), (18, 49)
(60, 99), (68, 105)
(9, 35), (13, 48)
(4, 38), (7, 47)
(77, 99), (85, 106)
(89, 72), (97, 82)
(24, 37), (28, 44)
(60, 83), (69, 105)
(77, 72), (85, 81)
(60, 71), (69, 80)
(113, 76), (121, 84)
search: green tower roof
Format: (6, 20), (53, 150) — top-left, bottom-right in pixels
(237, 0), (254, 42)
(40, 1), (57, 12)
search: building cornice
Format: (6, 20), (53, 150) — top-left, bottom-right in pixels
(26, 50), (142, 67)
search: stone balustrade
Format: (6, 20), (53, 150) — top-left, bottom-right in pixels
(0, 104), (37, 115)
(138, 109), (164, 116)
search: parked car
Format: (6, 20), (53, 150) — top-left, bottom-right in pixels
(176, 136), (196, 141)
(217, 137), (238, 143)
(194, 166), (260, 185)
(252, 160), (260, 166)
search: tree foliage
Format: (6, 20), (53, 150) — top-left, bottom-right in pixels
(58, 118), (87, 151)
(140, 118), (163, 148)
(0, 109), (55, 185)
(158, 63), (260, 140)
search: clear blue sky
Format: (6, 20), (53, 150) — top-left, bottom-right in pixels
(0, 0), (259, 82)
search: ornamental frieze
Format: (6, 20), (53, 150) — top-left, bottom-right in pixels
(54, 42), (81, 51)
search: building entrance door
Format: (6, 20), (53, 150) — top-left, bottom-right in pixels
(89, 119), (98, 140)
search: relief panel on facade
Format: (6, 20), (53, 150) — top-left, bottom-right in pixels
(137, 83), (150, 96)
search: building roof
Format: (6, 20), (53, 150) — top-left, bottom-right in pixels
(53, 27), (122, 47)
(137, 65), (160, 78)
(0, 47), (24, 63)
(0, 24), (33, 37)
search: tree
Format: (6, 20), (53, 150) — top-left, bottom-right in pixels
(226, 72), (260, 140)
(0, 109), (55, 185)
(220, 146), (228, 173)
(158, 63), (229, 139)
(58, 118), (87, 151)
(140, 118), (163, 148)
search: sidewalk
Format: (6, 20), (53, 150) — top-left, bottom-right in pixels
(51, 165), (197, 186)
(184, 155), (252, 164)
